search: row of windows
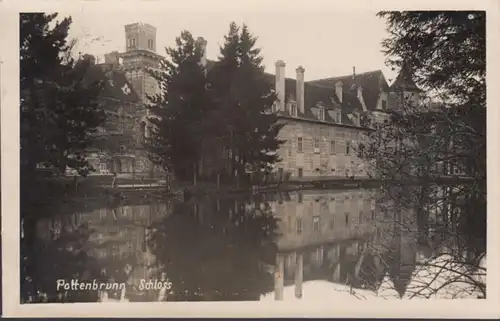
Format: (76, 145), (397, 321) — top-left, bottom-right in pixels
(296, 137), (353, 155)
(127, 38), (155, 50)
(291, 211), (368, 235)
(274, 102), (342, 123)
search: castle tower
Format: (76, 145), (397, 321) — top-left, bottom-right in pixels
(389, 63), (422, 111)
(120, 22), (163, 104)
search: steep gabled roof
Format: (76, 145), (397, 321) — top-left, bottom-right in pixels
(206, 59), (386, 128)
(389, 64), (421, 93)
(308, 70), (389, 111)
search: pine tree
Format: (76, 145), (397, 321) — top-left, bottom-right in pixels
(208, 23), (284, 177)
(147, 31), (211, 181)
(20, 13), (105, 179)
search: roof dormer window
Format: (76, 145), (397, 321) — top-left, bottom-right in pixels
(318, 107), (325, 121)
(328, 109), (342, 124)
(352, 112), (360, 126)
(288, 102), (297, 117)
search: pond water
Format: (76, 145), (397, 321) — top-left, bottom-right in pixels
(20, 187), (486, 303)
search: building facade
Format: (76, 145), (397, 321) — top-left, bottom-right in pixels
(79, 23), (164, 178)
(96, 22), (422, 180)
(269, 62), (422, 179)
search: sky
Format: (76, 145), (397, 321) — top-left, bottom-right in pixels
(60, 9), (397, 83)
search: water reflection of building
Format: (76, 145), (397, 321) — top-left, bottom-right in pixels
(265, 189), (421, 300)
(35, 200), (174, 301)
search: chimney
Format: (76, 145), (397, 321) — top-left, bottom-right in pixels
(275, 60), (286, 111)
(196, 37), (207, 69)
(82, 54), (96, 65)
(296, 66), (305, 114)
(335, 81), (343, 103)
(104, 51), (120, 67)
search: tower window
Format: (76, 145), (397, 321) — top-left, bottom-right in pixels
(128, 38), (136, 49)
(148, 39), (154, 49)
(382, 100), (387, 110)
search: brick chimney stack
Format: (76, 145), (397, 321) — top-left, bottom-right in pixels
(335, 81), (343, 103)
(275, 60), (286, 112)
(296, 66), (305, 114)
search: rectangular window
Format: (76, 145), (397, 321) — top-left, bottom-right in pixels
(318, 108), (325, 121)
(298, 192), (303, 203)
(382, 100), (387, 110)
(314, 138), (320, 153)
(358, 211), (363, 224)
(128, 38), (136, 48)
(297, 137), (303, 153)
(298, 168), (303, 178)
(296, 218), (303, 235)
(334, 111), (341, 123)
(346, 141), (351, 155)
(330, 141), (336, 154)
(329, 217), (335, 229)
(289, 103), (297, 116)
(99, 163), (107, 172)
(345, 213), (349, 226)
(313, 216), (320, 232)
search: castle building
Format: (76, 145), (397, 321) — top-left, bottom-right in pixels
(79, 23), (164, 177)
(270, 64), (384, 179)
(96, 22), (421, 180)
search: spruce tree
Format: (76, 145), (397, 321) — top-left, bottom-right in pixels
(208, 23), (284, 177)
(147, 31), (211, 181)
(20, 13), (105, 179)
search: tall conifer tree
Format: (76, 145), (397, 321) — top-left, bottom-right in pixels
(20, 13), (105, 178)
(209, 23), (284, 176)
(147, 31), (210, 181)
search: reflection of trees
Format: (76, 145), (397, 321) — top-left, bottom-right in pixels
(21, 201), (164, 303)
(148, 195), (279, 301)
(363, 184), (486, 299)
(21, 213), (103, 303)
